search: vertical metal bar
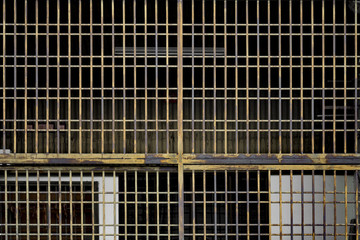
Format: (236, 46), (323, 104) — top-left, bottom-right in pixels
(214, 171), (218, 240)
(344, 0), (347, 153)
(225, 170), (228, 240)
(2, 0), (5, 153)
(114, 171), (117, 240)
(124, 171), (127, 240)
(24, 0), (28, 154)
(37, 171), (40, 240)
(311, 0), (314, 154)
(70, 171), (73, 240)
(333, 0), (336, 153)
(323, 170), (326, 240)
(334, 171), (337, 240)
(102, 171), (105, 240)
(256, 0), (260, 154)
(290, 170), (293, 240)
(322, 0), (325, 154)
(246, 0), (249, 154)
(146, 171), (149, 240)
(192, 170), (195, 240)
(213, 0), (217, 154)
(267, 0), (271, 154)
(47, 170), (51, 240)
(257, 170), (260, 240)
(178, 0), (184, 238)
(279, 170), (282, 240)
(36, 0), (39, 154)
(224, 0), (228, 154)
(122, 0), (126, 154)
(59, 171), (62, 240)
(145, 0), (148, 154)
(90, 0), (93, 154)
(134, 0), (137, 153)
(15, 170), (18, 240)
(166, 0), (169, 153)
(202, 0), (205, 153)
(56, 0), (60, 154)
(101, 0), (104, 154)
(268, 170), (271, 240)
(46, 0), (49, 154)
(191, 0), (194, 154)
(167, 171), (170, 240)
(81, 171), (84, 240)
(78, 0), (82, 154)
(4, 170), (7, 240)
(68, 0), (71, 154)
(203, 170), (207, 240)
(156, 171), (160, 240)
(278, 0), (282, 154)
(135, 171), (138, 240)
(289, 1), (293, 154)
(26, 170), (29, 240)
(236, 170), (239, 240)
(345, 171), (348, 240)
(91, 171), (95, 240)
(301, 170), (304, 240)
(312, 170), (315, 240)
(246, 170), (249, 240)
(356, 0), (358, 153)
(235, 0), (239, 154)
(356, 170), (359, 240)
(13, 0), (16, 154)
(111, 0), (115, 153)
(300, 0), (304, 154)
(155, 0), (159, 154)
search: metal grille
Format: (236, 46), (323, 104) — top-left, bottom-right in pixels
(0, 0), (359, 163)
(1, 166), (360, 240)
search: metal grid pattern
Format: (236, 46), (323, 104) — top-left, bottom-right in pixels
(0, 168), (179, 240)
(0, 0), (359, 162)
(1, 166), (360, 240)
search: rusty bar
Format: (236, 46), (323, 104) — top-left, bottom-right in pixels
(311, 0), (314, 154)
(344, 0), (347, 154)
(122, 0), (126, 154)
(101, 0), (104, 154)
(235, 0), (239, 154)
(322, 0), (325, 154)
(246, 170), (249, 240)
(24, 0), (28, 155)
(90, 0), (93, 154)
(2, 0), (5, 152)
(246, 0), (249, 154)
(70, 170), (73, 240)
(268, 0), (271, 154)
(145, 0), (148, 154)
(191, 0), (194, 154)
(134, 0), (137, 153)
(26, 170), (29, 240)
(166, 0), (169, 154)
(56, 0), (60, 154)
(333, 0), (336, 154)
(13, 0), (17, 155)
(256, 0), (260, 154)
(289, 1), (293, 154)
(78, 0), (82, 154)
(155, 0), (159, 154)
(68, 0), (71, 154)
(300, 0), (304, 154)
(224, 0), (228, 154)
(35, 0), (39, 154)
(278, 0), (282, 154)
(111, 0), (115, 153)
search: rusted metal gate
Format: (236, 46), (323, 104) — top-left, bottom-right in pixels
(1, 0), (360, 239)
